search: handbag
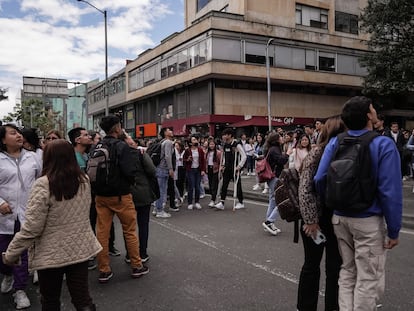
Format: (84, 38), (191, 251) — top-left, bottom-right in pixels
(255, 153), (275, 183)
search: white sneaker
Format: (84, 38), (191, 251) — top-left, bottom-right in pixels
(262, 222), (281, 235)
(156, 211), (171, 218)
(234, 202), (245, 210)
(252, 184), (261, 191)
(175, 198), (183, 207)
(195, 203), (202, 210)
(200, 194), (205, 199)
(208, 200), (215, 208)
(262, 188), (269, 194)
(13, 290), (31, 309)
(33, 270), (38, 284)
(188, 204), (193, 210)
(152, 208), (157, 216)
(1, 275), (13, 293)
(247, 172), (250, 176)
(214, 201), (224, 210)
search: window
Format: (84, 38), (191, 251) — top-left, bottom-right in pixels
(167, 56), (178, 76)
(197, 0), (211, 12)
(319, 51), (336, 72)
(161, 59), (168, 79)
(212, 38), (241, 62)
(296, 4), (328, 29)
(245, 42), (274, 65)
(305, 49), (316, 70)
(275, 46), (304, 69)
(178, 49), (188, 72)
(335, 11), (358, 35)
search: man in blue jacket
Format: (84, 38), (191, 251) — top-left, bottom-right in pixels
(314, 96), (402, 310)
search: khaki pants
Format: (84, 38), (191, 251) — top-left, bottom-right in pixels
(332, 214), (386, 311)
(96, 194), (141, 273)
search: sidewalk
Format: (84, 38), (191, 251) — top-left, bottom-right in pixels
(222, 173), (414, 230)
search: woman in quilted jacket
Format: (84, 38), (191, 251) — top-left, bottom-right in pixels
(3, 139), (102, 311)
(296, 115), (345, 311)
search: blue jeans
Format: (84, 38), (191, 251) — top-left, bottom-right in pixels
(187, 168), (201, 204)
(265, 177), (279, 222)
(155, 167), (169, 212)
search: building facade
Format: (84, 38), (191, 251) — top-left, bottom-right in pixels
(93, 0), (397, 138)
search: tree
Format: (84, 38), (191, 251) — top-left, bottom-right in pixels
(19, 99), (61, 135)
(360, 0), (414, 100)
(0, 87), (7, 101)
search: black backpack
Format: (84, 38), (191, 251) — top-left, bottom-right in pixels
(86, 140), (121, 195)
(325, 131), (379, 213)
(146, 139), (164, 167)
(274, 168), (301, 222)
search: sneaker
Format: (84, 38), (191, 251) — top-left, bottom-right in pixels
(131, 265), (149, 278)
(152, 208), (157, 216)
(214, 201), (224, 210)
(200, 194), (205, 199)
(32, 270), (39, 284)
(169, 206), (180, 212)
(156, 211), (171, 218)
(234, 202), (245, 210)
(98, 271), (113, 283)
(262, 188), (269, 194)
(13, 290), (30, 309)
(88, 258), (97, 270)
(109, 247), (121, 257)
(262, 222), (281, 236)
(1, 274), (13, 293)
(141, 255), (150, 263)
(252, 184), (261, 191)
(208, 200), (215, 208)
(195, 203), (202, 210)
(124, 255), (131, 264)
(175, 198), (183, 207)
(188, 204), (193, 210)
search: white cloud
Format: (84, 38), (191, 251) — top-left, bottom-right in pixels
(0, 0), (179, 119)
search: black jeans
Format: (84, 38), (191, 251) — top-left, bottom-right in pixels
(38, 261), (94, 311)
(167, 176), (176, 208)
(176, 166), (186, 198)
(207, 166), (219, 201)
(220, 169), (243, 203)
(125, 205), (151, 259)
(297, 212), (342, 311)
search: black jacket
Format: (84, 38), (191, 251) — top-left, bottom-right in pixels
(266, 145), (289, 178)
(95, 136), (137, 197)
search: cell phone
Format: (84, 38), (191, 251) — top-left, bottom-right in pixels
(312, 230), (327, 245)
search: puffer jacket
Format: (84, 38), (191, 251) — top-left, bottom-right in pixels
(0, 149), (41, 234)
(4, 176), (102, 272)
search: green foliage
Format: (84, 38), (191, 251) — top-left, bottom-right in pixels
(360, 0), (414, 97)
(19, 99), (61, 135)
(0, 87), (7, 101)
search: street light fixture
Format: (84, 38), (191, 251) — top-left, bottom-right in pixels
(77, 0), (109, 116)
(266, 38), (274, 132)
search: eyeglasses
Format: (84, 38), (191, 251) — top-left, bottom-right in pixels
(46, 136), (58, 141)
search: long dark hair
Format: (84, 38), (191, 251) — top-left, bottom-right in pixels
(21, 128), (41, 150)
(42, 140), (87, 201)
(318, 115), (346, 148)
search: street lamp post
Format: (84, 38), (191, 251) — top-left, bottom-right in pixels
(77, 0), (109, 116)
(266, 38), (274, 132)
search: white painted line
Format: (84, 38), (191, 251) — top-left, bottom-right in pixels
(400, 229), (414, 235)
(152, 219), (299, 284)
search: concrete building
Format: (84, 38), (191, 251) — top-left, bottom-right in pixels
(118, 0), (372, 138)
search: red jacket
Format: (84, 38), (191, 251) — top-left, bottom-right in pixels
(183, 147), (206, 173)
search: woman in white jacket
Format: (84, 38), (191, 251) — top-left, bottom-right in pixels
(0, 124), (41, 309)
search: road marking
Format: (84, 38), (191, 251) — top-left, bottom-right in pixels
(400, 229), (414, 235)
(152, 219), (300, 284)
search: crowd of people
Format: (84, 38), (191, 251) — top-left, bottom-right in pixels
(0, 95), (410, 310)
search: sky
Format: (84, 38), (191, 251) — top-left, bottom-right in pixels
(0, 0), (185, 119)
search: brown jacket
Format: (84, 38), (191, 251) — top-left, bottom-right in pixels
(5, 176), (102, 272)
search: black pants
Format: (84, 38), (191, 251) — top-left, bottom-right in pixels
(207, 166), (219, 201)
(167, 176), (176, 208)
(297, 212), (342, 311)
(220, 169), (243, 203)
(38, 261), (94, 311)
(176, 166), (186, 198)
(90, 193), (116, 249)
(125, 204), (151, 259)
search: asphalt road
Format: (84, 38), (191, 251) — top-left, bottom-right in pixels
(1, 194), (414, 310)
